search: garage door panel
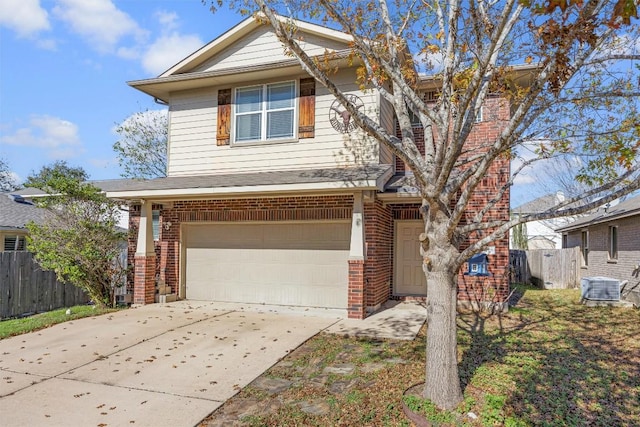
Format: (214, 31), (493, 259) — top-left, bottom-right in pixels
(185, 222), (349, 308)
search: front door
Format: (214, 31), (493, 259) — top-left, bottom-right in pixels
(394, 220), (428, 296)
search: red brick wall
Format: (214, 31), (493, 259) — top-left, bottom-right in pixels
(133, 254), (155, 304)
(128, 195), (354, 298)
(456, 97), (511, 304)
(392, 95), (512, 305)
(364, 199), (394, 310)
(348, 259), (365, 319)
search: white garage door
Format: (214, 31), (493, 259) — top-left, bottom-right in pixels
(184, 222), (350, 309)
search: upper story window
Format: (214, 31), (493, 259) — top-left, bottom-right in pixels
(234, 81), (296, 143)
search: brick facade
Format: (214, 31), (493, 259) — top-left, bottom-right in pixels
(125, 96), (512, 316)
(133, 254), (156, 304)
(347, 259), (366, 319)
(392, 95), (512, 306)
(364, 199), (393, 311)
(565, 216), (640, 304)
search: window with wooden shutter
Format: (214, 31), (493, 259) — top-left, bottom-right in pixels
(298, 77), (315, 139)
(217, 88), (231, 146)
(232, 81), (296, 144)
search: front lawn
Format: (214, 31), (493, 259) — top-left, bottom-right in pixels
(201, 286), (640, 426)
(0, 305), (118, 339)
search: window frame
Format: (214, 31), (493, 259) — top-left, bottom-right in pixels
(608, 225), (618, 261)
(152, 210), (160, 241)
(231, 80), (298, 145)
(4, 235), (26, 251)
(580, 230), (589, 266)
(474, 106), (484, 123)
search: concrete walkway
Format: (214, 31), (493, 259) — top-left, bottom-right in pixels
(0, 300), (426, 427)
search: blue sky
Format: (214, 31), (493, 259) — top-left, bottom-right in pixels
(0, 1), (242, 183)
(0, 1), (566, 207)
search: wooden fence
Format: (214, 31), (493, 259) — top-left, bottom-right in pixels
(509, 247), (581, 289)
(0, 251), (89, 319)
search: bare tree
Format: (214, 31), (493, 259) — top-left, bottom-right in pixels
(0, 158), (18, 192)
(209, 0), (639, 410)
(113, 110), (168, 179)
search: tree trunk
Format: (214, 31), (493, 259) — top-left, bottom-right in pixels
(422, 268), (463, 410)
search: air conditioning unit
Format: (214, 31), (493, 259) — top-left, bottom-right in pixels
(581, 277), (621, 301)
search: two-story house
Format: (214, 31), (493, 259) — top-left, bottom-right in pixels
(106, 16), (515, 319)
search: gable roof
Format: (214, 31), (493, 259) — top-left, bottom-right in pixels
(513, 191), (566, 214)
(129, 15), (355, 102)
(556, 194), (640, 232)
(161, 15), (353, 77)
(0, 193), (47, 231)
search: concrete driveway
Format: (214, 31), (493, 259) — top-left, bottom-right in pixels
(0, 301), (341, 427)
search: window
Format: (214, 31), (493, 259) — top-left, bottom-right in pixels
(152, 210), (160, 241)
(608, 226), (618, 260)
(4, 235), (26, 251)
(474, 106), (484, 123)
(234, 81), (295, 143)
(581, 230), (589, 266)
(562, 234), (568, 249)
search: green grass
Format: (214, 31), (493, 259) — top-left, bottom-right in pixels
(202, 285), (640, 426)
(0, 305), (118, 339)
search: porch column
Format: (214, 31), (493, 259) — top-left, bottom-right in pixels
(348, 192), (366, 319)
(134, 200), (156, 305)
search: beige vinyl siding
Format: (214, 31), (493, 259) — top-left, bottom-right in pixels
(378, 93), (395, 167)
(166, 88), (217, 176)
(194, 27), (349, 73)
(166, 69), (381, 176)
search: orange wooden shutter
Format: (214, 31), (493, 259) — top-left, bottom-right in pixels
(217, 88), (231, 146)
(298, 78), (315, 139)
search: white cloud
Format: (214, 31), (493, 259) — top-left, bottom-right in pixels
(155, 10), (179, 31)
(116, 46), (141, 60)
(52, 0), (147, 53)
(0, 0), (50, 37)
(141, 32), (203, 75)
(36, 38), (57, 50)
(1, 115), (82, 159)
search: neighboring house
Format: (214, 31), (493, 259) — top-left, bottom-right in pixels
(104, 16), (525, 319)
(10, 183), (132, 300)
(0, 193), (47, 251)
(12, 181), (132, 231)
(511, 191), (575, 249)
(557, 194), (640, 305)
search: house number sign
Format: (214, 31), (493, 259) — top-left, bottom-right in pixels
(329, 94), (364, 133)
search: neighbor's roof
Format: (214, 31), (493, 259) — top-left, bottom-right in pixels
(0, 193), (47, 230)
(104, 166), (393, 200)
(513, 192), (564, 214)
(556, 194), (640, 232)
(11, 179), (139, 198)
